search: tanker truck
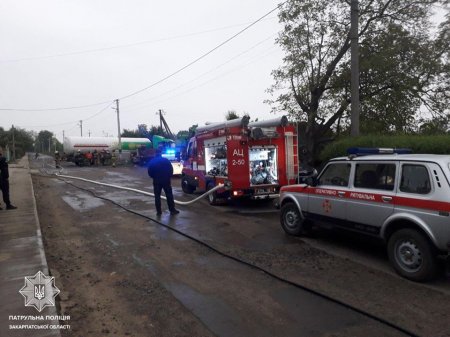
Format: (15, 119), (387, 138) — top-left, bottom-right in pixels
(64, 136), (152, 165)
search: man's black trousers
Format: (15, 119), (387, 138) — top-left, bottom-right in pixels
(153, 183), (176, 213)
(0, 179), (11, 206)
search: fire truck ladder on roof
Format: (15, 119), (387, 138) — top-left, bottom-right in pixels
(285, 130), (298, 182)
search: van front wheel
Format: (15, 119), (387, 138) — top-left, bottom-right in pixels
(280, 202), (307, 236)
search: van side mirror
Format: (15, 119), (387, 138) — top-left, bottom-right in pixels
(305, 176), (318, 186)
(298, 168), (318, 185)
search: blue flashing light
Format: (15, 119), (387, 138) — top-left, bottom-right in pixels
(347, 147), (412, 156)
(162, 148), (176, 160)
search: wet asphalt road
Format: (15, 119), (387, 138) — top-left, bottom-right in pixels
(31, 156), (450, 337)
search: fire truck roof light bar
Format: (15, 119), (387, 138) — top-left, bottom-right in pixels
(347, 147), (413, 156)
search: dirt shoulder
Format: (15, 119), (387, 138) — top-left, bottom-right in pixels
(33, 175), (214, 337)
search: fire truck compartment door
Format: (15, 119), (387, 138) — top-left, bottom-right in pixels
(204, 137), (226, 147)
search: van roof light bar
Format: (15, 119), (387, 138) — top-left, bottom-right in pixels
(347, 147), (412, 156)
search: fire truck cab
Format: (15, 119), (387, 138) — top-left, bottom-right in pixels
(181, 116), (299, 204)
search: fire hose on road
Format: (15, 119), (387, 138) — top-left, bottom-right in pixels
(38, 158), (228, 205)
(55, 173), (227, 205)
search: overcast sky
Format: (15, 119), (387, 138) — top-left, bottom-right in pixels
(0, 0), (286, 141)
(0, 1), (446, 142)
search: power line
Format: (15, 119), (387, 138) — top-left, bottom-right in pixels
(0, 3), (285, 112)
(147, 47), (280, 108)
(3, 47), (278, 136)
(122, 33), (278, 111)
(16, 101), (114, 128)
(0, 99), (113, 112)
(120, 46), (279, 128)
(0, 18), (277, 64)
(118, 3), (284, 101)
(83, 101), (115, 121)
(16, 119), (81, 128)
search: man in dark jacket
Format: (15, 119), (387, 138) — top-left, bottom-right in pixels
(147, 149), (179, 216)
(0, 150), (17, 210)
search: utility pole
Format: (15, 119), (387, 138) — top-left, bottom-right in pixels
(79, 120), (83, 137)
(63, 130), (65, 143)
(88, 130), (91, 138)
(48, 137), (51, 153)
(11, 125), (16, 161)
(159, 109), (163, 130)
(350, 0), (360, 137)
(116, 99), (121, 150)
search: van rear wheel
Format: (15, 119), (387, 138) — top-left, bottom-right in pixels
(387, 228), (438, 282)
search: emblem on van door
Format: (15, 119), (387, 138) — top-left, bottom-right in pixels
(322, 199), (332, 213)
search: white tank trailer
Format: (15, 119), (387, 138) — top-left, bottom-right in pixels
(63, 136), (151, 159)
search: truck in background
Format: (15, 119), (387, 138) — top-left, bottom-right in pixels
(132, 135), (184, 175)
(63, 136), (152, 166)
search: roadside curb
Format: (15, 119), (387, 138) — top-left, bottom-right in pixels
(0, 155), (62, 337)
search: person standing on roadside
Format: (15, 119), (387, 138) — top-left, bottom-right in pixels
(85, 151), (93, 165)
(0, 150), (17, 210)
(147, 149), (179, 216)
(93, 150), (99, 166)
(111, 150), (117, 167)
(54, 151), (61, 168)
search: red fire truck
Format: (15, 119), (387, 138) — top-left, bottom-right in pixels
(181, 116), (299, 204)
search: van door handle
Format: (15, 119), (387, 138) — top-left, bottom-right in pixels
(338, 191), (346, 198)
(382, 196), (392, 202)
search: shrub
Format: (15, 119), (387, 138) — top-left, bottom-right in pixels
(319, 135), (450, 162)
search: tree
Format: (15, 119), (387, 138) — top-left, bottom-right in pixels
(356, 22), (448, 133)
(121, 124), (171, 139)
(0, 127), (34, 159)
(176, 124), (198, 141)
(35, 130), (54, 154)
(148, 125), (169, 138)
(267, 0), (448, 163)
(225, 110), (240, 120)
(121, 124), (148, 138)
(121, 129), (143, 138)
(419, 114), (450, 134)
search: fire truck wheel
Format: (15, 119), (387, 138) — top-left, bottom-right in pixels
(181, 177), (195, 194)
(207, 183), (218, 205)
(387, 228), (438, 282)
(280, 202), (306, 236)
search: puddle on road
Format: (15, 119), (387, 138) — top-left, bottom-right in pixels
(131, 252), (267, 337)
(101, 191), (152, 206)
(61, 191), (105, 212)
(101, 171), (146, 188)
(166, 282), (265, 337)
(269, 286), (364, 334)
